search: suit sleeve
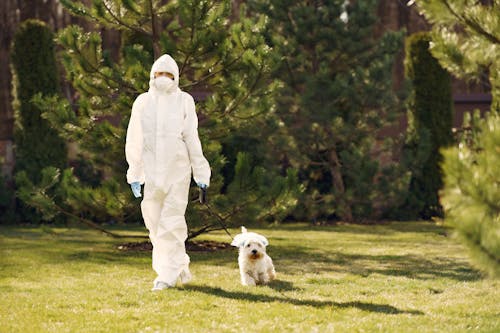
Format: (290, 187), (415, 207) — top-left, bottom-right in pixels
(182, 94), (211, 186)
(125, 95), (146, 184)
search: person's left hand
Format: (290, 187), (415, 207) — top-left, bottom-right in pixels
(130, 182), (142, 198)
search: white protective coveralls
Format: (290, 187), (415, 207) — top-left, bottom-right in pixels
(125, 54), (211, 286)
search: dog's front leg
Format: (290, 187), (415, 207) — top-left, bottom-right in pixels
(267, 266), (276, 281)
(258, 272), (270, 285)
(241, 271), (256, 286)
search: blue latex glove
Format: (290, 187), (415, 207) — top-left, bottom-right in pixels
(196, 182), (208, 189)
(130, 182), (142, 198)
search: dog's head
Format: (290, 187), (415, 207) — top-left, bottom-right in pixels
(231, 226), (269, 260)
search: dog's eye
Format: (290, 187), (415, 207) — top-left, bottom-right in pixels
(246, 244), (251, 247)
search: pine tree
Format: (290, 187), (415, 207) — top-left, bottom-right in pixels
(415, 0), (499, 276)
(403, 32), (454, 219)
(441, 113), (500, 277)
(251, 0), (404, 221)
(20, 1), (299, 236)
(415, 0), (500, 113)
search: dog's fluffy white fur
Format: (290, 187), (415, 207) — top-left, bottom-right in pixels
(231, 226), (276, 286)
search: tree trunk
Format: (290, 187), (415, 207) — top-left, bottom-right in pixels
(148, 0), (161, 59)
(329, 148), (353, 222)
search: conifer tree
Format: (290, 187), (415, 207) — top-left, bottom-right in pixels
(20, 1), (299, 236)
(416, 0), (499, 276)
(251, 0), (404, 221)
(416, 0), (499, 113)
(441, 113), (500, 277)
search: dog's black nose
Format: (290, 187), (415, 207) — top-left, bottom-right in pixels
(251, 249), (257, 254)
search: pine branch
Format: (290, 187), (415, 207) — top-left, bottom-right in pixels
(190, 203), (233, 240)
(100, 0), (151, 36)
(55, 203), (148, 239)
(223, 64), (264, 116)
(26, 189), (147, 239)
(442, 0), (500, 45)
(188, 224), (230, 240)
(182, 53), (244, 89)
(70, 45), (138, 95)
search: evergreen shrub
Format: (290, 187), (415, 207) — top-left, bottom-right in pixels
(403, 32), (453, 219)
(11, 20), (67, 184)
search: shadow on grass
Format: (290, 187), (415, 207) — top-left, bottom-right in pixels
(1, 226), (481, 283)
(274, 245), (482, 281)
(60, 242), (481, 282)
(185, 284), (424, 315)
(332, 253), (481, 281)
(267, 279), (297, 292)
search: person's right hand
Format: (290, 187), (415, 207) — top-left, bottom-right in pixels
(130, 182), (142, 198)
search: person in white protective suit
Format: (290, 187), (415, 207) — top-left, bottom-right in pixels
(125, 54), (211, 291)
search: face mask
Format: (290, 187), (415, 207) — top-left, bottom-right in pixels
(155, 76), (175, 91)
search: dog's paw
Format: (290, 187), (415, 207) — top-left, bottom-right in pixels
(242, 275), (256, 286)
(268, 268), (276, 281)
(242, 281), (256, 286)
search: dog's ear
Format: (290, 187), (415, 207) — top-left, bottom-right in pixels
(231, 226), (248, 247)
(258, 235), (269, 247)
(231, 234), (246, 247)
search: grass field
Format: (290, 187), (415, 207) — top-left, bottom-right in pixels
(0, 221), (498, 332)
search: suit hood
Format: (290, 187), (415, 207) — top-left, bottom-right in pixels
(149, 54), (180, 92)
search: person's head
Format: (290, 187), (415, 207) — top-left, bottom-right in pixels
(149, 54), (179, 92)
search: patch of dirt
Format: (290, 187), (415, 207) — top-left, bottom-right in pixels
(117, 240), (232, 252)
(187, 240), (232, 252)
(117, 241), (152, 251)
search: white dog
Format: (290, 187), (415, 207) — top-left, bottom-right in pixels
(231, 227), (276, 286)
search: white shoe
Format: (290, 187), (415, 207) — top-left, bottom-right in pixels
(179, 270), (192, 284)
(151, 281), (171, 291)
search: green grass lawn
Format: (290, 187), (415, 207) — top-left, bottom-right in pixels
(0, 221), (498, 332)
